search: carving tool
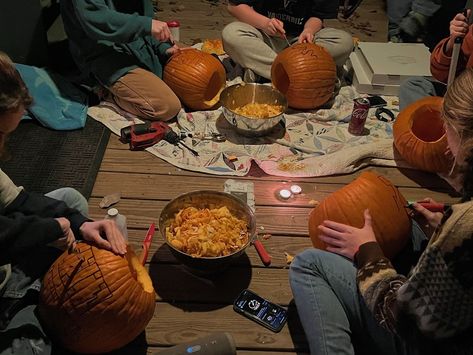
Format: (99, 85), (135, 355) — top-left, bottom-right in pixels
(447, 4), (473, 87)
(252, 235), (271, 266)
(405, 201), (450, 213)
(141, 223), (155, 265)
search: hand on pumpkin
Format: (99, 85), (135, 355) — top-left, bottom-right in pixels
(317, 209), (377, 260)
(79, 220), (127, 255)
(446, 10), (471, 54)
(166, 43), (180, 57)
(410, 198), (443, 229)
(263, 18), (286, 38)
(48, 217), (76, 251)
(151, 19), (172, 42)
(298, 30), (314, 44)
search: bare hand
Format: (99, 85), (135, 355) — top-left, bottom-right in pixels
(166, 43), (180, 56)
(447, 10), (471, 52)
(263, 18), (285, 38)
(79, 220), (127, 255)
(298, 30), (314, 44)
(151, 19), (172, 42)
(410, 198), (444, 229)
(317, 209), (377, 260)
(49, 217), (76, 251)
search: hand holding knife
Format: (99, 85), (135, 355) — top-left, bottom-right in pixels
(141, 223), (156, 265)
(406, 201), (450, 213)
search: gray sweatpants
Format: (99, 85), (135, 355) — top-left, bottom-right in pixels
(222, 21), (354, 80)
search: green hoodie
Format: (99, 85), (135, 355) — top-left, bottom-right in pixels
(60, 0), (171, 87)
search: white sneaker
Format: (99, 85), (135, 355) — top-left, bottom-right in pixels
(243, 68), (259, 83)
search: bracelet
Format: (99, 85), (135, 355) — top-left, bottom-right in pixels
(375, 107), (396, 122)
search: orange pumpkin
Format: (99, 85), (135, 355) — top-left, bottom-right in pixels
(38, 243), (155, 354)
(163, 48), (226, 111)
(308, 171), (411, 260)
(393, 96), (451, 173)
(271, 43), (336, 110)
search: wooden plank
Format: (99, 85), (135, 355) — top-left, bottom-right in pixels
(145, 303), (308, 351)
(123, 229), (311, 268)
(149, 264), (292, 305)
(91, 172), (458, 207)
(99, 147), (452, 189)
(88, 198), (313, 235)
(147, 348), (305, 355)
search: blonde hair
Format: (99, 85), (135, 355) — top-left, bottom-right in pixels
(442, 68), (473, 200)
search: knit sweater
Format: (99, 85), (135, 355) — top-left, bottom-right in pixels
(356, 200), (473, 354)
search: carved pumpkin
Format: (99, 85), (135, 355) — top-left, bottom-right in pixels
(393, 96), (451, 173)
(271, 43), (336, 110)
(163, 48), (226, 111)
(308, 171), (411, 260)
(38, 243), (155, 354)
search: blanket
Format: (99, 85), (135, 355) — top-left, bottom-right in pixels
(88, 84), (410, 177)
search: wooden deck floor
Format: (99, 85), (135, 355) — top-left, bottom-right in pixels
(88, 136), (457, 354)
(85, 1), (457, 354)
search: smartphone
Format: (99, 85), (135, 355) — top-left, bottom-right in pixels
(366, 95), (387, 108)
(233, 289), (288, 332)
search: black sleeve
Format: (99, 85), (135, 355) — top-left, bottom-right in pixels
(311, 0), (339, 19)
(0, 190), (89, 263)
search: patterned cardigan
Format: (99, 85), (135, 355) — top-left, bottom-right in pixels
(356, 200), (473, 353)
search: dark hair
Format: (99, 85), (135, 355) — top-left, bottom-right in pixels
(0, 51), (32, 114)
(442, 68), (473, 201)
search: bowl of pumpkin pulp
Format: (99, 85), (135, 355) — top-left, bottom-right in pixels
(220, 83), (287, 137)
(159, 190), (256, 274)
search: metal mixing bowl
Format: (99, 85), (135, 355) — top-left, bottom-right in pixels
(220, 83), (287, 137)
(158, 190), (256, 275)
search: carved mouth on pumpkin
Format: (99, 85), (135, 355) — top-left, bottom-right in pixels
(125, 247), (154, 294)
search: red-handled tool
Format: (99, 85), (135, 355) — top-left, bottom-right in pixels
(252, 238), (271, 266)
(141, 223), (155, 265)
(406, 201), (449, 213)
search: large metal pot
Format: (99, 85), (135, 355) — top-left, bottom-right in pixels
(159, 190), (256, 275)
(220, 83), (287, 137)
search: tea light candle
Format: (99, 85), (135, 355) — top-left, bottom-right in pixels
(290, 184), (302, 194)
(279, 189), (292, 200)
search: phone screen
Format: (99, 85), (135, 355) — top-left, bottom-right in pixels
(233, 289), (287, 332)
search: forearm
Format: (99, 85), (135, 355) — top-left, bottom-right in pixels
(356, 242), (406, 334)
(303, 17), (323, 34)
(228, 4), (269, 30)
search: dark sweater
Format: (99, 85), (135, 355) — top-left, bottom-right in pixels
(60, 0), (171, 87)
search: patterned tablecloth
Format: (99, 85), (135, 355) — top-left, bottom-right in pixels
(88, 84), (410, 177)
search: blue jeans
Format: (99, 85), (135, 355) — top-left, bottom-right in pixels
(387, 0), (442, 38)
(289, 222), (426, 355)
(399, 77), (446, 111)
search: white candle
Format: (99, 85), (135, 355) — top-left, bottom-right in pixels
(279, 189), (292, 199)
(290, 185), (302, 194)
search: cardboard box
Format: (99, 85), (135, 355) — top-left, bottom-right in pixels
(349, 51), (400, 96)
(356, 42), (432, 86)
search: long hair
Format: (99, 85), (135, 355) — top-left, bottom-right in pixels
(0, 52), (32, 156)
(442, 68), (473, 201)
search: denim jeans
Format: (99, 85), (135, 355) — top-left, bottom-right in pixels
(386, 0), (442, 38)
(289, 221), (426, 355)
(399, 76), (446, 111)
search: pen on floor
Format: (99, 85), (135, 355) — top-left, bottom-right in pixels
(405, 201), (450, 213)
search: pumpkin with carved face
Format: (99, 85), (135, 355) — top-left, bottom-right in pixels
(271, 43), (336, 110)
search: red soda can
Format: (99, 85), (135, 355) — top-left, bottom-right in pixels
(348, 97), (370, 135)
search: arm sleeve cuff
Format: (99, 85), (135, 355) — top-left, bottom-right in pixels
(355, 241), (385, 268)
